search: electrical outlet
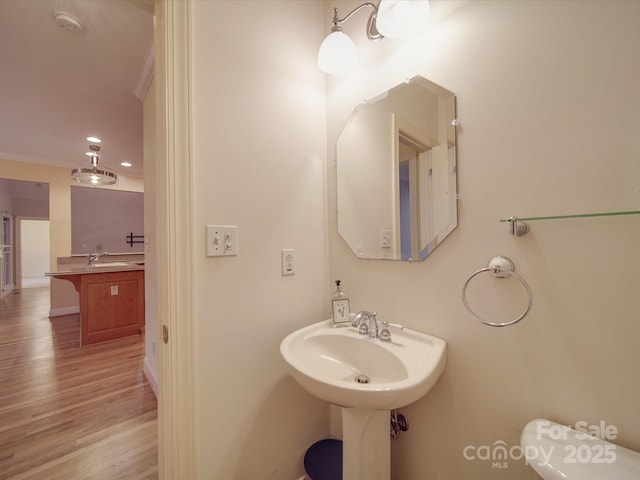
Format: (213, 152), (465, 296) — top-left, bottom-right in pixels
(380, 229), (391, 248)
(110, 285), (118, 295)
(281, 249), (295, 276)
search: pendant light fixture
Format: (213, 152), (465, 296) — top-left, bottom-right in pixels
(70, 143), (117, 186)
(317, 0), (430, 74)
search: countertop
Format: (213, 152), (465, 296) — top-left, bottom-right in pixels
(46, 261), (145, 276)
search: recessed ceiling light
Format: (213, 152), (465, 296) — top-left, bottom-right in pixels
(120, 162), (132, 167)
(86, 136), (101, 143)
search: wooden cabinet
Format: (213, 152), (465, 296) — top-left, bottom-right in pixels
(54, 269), (144, 346)
(80, 270), (144, 346)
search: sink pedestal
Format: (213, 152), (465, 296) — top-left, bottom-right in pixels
(280, 319), (447, 480)
(342, 408), (390, 480)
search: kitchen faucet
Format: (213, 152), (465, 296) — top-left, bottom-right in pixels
(86, 251), (108, 267)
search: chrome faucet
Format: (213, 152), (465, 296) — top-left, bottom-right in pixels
(351, 311), (392, 342)
(86, 251), (108, 267)
(366, 311), (379, 339)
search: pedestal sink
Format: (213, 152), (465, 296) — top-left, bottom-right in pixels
(280, 319), (447, 480)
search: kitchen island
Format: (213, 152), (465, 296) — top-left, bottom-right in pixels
(47, 261), (144, 346)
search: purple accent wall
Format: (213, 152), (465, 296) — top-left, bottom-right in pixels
(71, 186), (144, 254)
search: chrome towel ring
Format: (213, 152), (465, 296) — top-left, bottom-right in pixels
(462, 256), (533, 327)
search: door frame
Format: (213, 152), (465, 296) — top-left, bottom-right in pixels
(154, 1), (196, 477)
(1, 211), (15, 297)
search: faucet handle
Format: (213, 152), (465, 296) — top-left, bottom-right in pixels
(358, 323), (369, 336)
(379, 320), (391, 342)
(352, 310), (374, 325)
(351, 311), (364, 328)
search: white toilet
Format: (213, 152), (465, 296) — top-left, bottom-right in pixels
(521, 419), (640, 479)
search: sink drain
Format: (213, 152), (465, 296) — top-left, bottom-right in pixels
(354, 374), (370, 384)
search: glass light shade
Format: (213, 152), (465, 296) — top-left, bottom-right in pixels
(317, 30), (357, 74)
(70, 167), (117, 185)
(70, 154), (117, 185)
(376, 0), (430, 39)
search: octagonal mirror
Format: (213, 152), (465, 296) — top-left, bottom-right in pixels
(337, 76), (457, 261)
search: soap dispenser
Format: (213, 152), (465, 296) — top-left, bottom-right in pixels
(331, 280), (350, 327)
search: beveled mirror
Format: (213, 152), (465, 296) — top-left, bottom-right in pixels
(337, 76), (457, 261)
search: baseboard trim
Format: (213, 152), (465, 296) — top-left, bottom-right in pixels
(143, 357), (159, 398)
(49, 306), (80, 317)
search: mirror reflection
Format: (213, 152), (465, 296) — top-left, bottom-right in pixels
(337, 76), (457, 261)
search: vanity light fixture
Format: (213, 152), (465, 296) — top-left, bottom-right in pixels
(317, 0), (430, 74)
(70, 143), (117, 186)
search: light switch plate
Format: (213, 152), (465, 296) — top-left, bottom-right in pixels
(206, 225), (238, 257)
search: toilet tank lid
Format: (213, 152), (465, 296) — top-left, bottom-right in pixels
(520, 419), (640, 480)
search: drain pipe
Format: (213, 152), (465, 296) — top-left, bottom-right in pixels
(390, 409), (409, 440)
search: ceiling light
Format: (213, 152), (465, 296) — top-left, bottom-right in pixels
(86, 136), (102, 143)
(318, 0), (430, 74)
(71, 144), (117, 186)
(54, 11), (83, 33)
(120, 162), (132, 167)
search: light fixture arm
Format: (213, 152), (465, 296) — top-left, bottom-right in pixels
(331, 3), (383, 41)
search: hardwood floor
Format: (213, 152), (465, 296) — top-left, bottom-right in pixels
(0, 287), (158, 480)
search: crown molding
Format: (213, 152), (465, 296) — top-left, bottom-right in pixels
(134, 37), (155, 101)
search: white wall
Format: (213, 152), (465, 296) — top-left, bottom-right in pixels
(327, 1), (640, 479)
(189, 1), (329, 478)
(20, 219), (49, 278)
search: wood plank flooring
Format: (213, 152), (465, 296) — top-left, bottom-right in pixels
(0, 287), (158, 480)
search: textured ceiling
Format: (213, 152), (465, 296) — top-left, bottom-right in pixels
(0, 0), (154, 178)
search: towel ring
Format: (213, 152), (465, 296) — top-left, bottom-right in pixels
(462, 256), (533, 327)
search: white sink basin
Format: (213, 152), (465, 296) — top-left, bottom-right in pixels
(280, 319), (447, 410)
(92, 262), (129, 268)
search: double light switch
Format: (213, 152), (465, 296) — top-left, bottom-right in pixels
(206, 225), (238, 257)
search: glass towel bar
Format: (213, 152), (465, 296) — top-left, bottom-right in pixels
(500, 210), (640, 236)
(500, 210), (640, 223)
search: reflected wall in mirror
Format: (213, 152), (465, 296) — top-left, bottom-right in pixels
(337, 76), (457, 261)
(71, 186), (144, 254)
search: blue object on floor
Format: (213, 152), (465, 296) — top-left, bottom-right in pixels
(303, 439), (343, 480)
